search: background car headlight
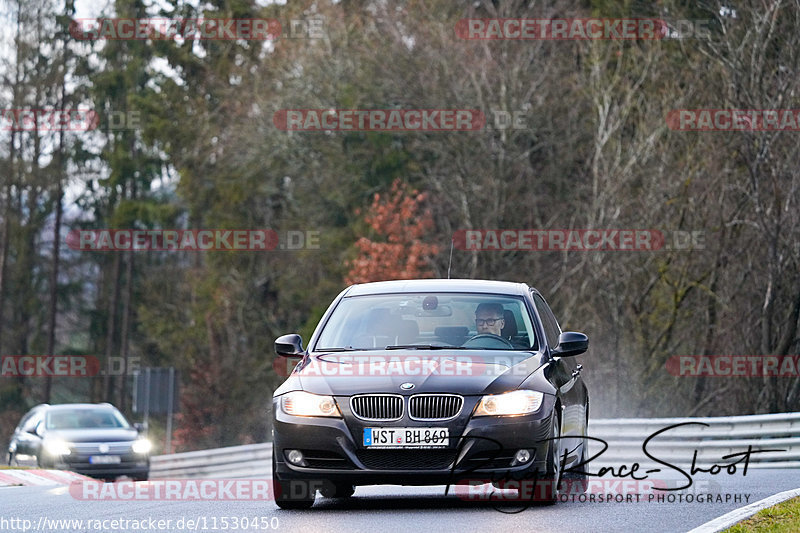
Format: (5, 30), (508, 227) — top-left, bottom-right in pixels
(281, 391), (341, 417)
(132, 439), (152, 454)
(43, 439), (71, 456)
(474, 390), (544, 416)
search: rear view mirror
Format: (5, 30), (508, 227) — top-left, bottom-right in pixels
(275, 334), (305, 357)
(414, 304), (452, 317)
(551, 331), (588, 357)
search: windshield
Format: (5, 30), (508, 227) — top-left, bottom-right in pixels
(45, 409), (130, 430)
(315, 293), (537, 351)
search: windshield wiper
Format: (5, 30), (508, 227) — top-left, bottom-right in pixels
(385, 344), (468, 350)
(317, 347), (359, 351)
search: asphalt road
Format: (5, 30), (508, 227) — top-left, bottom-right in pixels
(1, 469), (798, 533)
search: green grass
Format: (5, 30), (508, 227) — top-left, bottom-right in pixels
(0, 465), (32, 470)
(724, 497), (800, 532)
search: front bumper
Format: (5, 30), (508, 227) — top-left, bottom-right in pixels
(272, 394), (556, 486)
(49, 454), (149, 478)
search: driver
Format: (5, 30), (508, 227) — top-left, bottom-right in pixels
(475, 303), (505, 336)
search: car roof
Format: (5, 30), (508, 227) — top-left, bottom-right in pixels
(44, 403), (119, 411)
(344, 279), (532, 297)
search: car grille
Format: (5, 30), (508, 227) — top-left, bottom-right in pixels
(69, 442), (133, 454)
(356, 450), (458, 470)
(350, 394), (403, 421)
(409, 394), (463, 420)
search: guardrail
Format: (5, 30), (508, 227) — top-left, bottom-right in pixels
(150, 443), (272, 479)
(150, 412), (800, 479)
(588, 412), (800, 469)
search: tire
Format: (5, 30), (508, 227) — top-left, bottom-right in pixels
(495, 413), (562, 506)
(562, 404), (589, 492)
(272, 450), (315, 510)
(560, 438), (587, 496)
(534, 413), (562, 505)
(320, 482), (355, 498)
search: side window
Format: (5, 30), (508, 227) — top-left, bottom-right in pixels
(533, 294), (561, 349)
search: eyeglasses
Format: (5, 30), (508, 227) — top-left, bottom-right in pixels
(476, 317), (503, 326)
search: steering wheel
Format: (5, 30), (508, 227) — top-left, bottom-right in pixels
(461, 333), (514, 349)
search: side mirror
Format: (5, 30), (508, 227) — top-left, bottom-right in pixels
(275, 334), (305, 357)
(134, 422), (147, 433)
(551, 331), (588, 357)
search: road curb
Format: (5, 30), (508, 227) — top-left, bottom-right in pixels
(687, 487), (800, 533)
(0, 469), (93, 487)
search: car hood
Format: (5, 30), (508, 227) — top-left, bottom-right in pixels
(44, 428), (139, 442)
(284, 350), (547, 396)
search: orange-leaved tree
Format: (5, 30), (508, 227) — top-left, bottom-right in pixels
(346, 179), (440, 284)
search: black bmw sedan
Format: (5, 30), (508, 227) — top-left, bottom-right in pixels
(7, 403), (151, 481)
(271, 279), (589, 508)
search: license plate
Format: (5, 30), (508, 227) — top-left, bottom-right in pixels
(89, 455), (121, 464)
(363, 427), (449, 448)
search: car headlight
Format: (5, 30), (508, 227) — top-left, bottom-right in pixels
(43, 439), (71, 456)
(131, 439), (152, 454)
(474, 390), (544, 416)
(281, 391), (341, 417)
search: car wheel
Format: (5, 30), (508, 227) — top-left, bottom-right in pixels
(534, 413), (562, 505)
(272, 450), (315, 510)
(562, 405), (589, 493)
(320, 482), (355, 498)
(133, 473), (149, 482)
(561, 437), (588, 485)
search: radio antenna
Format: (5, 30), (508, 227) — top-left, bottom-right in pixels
(447, 237), (454, 279)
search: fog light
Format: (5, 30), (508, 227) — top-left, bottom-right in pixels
(286, 449), (305, 466)
(514, 449), (531, 464)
